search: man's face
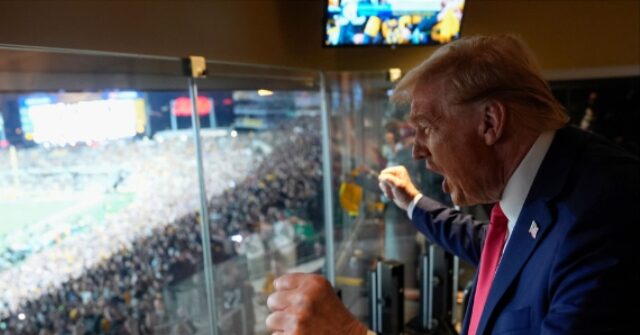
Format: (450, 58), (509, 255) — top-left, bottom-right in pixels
(408, 80), (500, 206)
(384, 132), (396, 145)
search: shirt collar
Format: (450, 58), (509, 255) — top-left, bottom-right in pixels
(500, 131), (555, 231)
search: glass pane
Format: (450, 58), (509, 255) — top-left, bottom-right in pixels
(0, 46), (212, 334)
(327, 71), (486, 332)
(324, 71), (397, 325)
(190, 62), (326, 334)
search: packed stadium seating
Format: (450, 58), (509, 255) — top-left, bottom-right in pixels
(0, 117), (324, 334)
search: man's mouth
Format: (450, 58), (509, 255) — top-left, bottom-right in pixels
(425, 160), (434, 171)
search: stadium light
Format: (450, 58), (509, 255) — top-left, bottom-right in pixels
(257, 89), (273, 97)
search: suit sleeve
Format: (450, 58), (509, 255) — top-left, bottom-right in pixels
(411, 196), (486, 266)
(542, 163), (639, 334)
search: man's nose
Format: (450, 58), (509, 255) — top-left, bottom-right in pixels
(412, 142), (429, 160)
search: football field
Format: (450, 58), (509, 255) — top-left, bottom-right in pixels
(0, 193), (134, 251)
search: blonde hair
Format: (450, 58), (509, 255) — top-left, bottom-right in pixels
(392, 34), (569, 132)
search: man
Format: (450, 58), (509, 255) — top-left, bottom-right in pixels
(266, 34), (638, 334)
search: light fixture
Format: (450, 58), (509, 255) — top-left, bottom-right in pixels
(388, 68), (402, 82)
(257, 89), (273, 96)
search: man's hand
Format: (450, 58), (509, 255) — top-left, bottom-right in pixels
(266, 273), (368, 335)
(378, 166), (420, 210)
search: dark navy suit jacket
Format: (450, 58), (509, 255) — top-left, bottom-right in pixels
(411, 127), (639, 334)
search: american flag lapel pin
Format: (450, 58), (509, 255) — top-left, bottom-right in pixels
(529, 220), (539, 239)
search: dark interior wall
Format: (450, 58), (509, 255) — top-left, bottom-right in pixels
(0, 0), (638, 74)
(0, 0), (338, 69)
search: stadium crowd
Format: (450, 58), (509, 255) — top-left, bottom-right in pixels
(0, 116), (324, 334)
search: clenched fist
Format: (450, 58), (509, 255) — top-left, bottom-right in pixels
(266, 273), (368, 335)
(378, 166), (420, 210)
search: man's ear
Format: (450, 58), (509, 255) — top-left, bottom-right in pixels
(479, 100), (506, 145)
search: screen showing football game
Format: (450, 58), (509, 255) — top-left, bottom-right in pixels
(325, 0), (465, 46)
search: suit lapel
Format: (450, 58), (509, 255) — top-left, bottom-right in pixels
(475, 200), (551, 334)
(461, 272), (477, 334)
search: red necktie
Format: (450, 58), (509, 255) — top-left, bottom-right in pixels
(468, 203), (509, 335)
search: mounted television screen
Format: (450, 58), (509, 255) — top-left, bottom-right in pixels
(324, 0), (465, 47)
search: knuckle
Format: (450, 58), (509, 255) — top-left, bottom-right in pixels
(294, 293), (311, 309)
(266, 292), (280, 310)
(264, 312), (280, 330)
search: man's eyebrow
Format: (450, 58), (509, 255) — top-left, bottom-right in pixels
(408, 114), (427, 125)
(409, 109), (444, 127)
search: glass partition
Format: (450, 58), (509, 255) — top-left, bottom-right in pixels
(0, 45), (329, 335)
(160, 62), (329, 334)
(0, 45), (486, 335)
(325, 71), (479, 333)
(325, 71), (404, 324)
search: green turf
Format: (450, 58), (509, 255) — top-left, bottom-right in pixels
(0, 192), (135, 250)
(0, 200), (77, 236)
